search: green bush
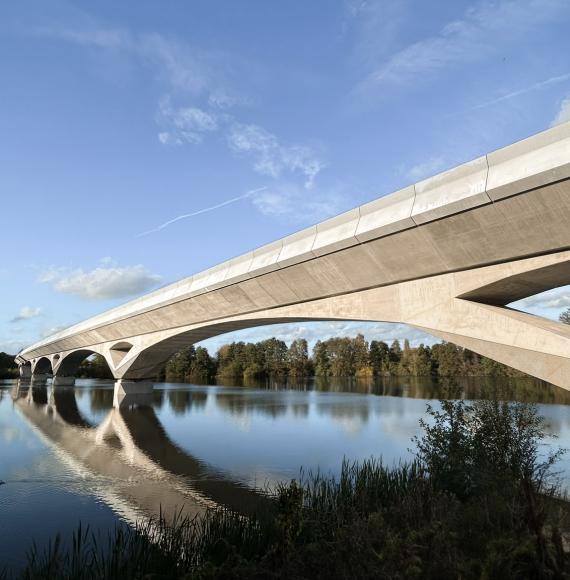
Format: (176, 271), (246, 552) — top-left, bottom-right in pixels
(14, 399), (570, 579)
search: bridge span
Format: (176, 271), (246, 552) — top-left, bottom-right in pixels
(16, 122), (570, 391)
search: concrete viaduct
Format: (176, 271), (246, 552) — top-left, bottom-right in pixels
(16, 121), (570, 392)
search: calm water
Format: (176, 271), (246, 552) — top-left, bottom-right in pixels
(2, 376), (570, 572)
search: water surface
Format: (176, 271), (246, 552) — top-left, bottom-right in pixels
(2, 376), (570, 573)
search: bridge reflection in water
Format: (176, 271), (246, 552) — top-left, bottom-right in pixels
(11, 383), (269, 527)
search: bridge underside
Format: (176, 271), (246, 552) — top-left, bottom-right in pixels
(20, 249), (570, 391)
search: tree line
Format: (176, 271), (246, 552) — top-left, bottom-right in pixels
(0, 352), (17, 378)
(162, 335), (531, 383)
(4, 305), (570, 383)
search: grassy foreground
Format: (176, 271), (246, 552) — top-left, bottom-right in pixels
(8, 399), (570, 579)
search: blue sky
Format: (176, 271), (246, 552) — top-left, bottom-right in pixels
(2, 0), (570, 355)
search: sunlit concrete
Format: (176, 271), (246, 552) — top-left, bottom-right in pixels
(16, 122), (570, 389)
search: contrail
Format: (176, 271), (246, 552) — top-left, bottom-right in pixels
(467, 72), (570, 112)
(137, 186), (267, 237)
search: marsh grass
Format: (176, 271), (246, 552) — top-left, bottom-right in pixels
(13, 399), (570, 579)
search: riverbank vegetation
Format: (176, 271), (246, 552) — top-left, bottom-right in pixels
(161, 335), (533, 384)
(9, 398), (570, 579)
(0, 352), (17, 378)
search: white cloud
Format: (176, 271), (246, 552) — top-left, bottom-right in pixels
(138, 183), (348, 236)
(37, 23), (328, 198)
(552, 96), (570, 127)
(38, 259), (161, 301)
(199, 321), (436, 354)
(359, 0), (567, 91)
(138, 33), (214, 94)
(10, 306), (42, 323)
(0, 339), (26, 355)
(208, 90), (249, 109)
(404, 157), (446, 182)
(40, 325), (68, 338)
(34, 25), (132, 50)
(36, 26), (225, 103)
(228, 124), (325, 188)
(251, 183), (347, 224)
(158, 98), (218, 145)
(517, 286), (570, 310)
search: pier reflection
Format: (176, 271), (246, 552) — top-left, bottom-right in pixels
(9, 375), (570, 532)
(11, 383), (269, 526)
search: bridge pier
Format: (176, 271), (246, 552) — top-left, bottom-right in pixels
(113, 380), (154, 409)
(52, 376), (76, 387)
(19, 365), (32, 380)
(114, 380), (153, 396)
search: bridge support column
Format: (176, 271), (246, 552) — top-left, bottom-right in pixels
(19, 365), (32, 380)
(114, 380), (153, 396)
(52, 376), (76, 387)
(113, 380), (154, 409)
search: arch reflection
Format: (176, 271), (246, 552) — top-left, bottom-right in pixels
(11, 383), (268, 526)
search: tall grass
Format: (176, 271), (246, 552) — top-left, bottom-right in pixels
(11, 399), (570, 579)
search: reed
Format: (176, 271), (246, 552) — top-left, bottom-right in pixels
(12, 400), (570, 579)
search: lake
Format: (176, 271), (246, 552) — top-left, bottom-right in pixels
(2, 376), (570, 573)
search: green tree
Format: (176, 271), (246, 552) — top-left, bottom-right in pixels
(190, 346), (216, 381)
(288, 339), (311, 377)
(327, 337), (354, 376)
(216, 342), (246, 378)
(353, 334), (372, 377)
(369, 340), (389, 376)
(411, 344), (434, 376)
(0, 352), (17, 378)
(260, 338), (289, 376)
(78, 354), (113, 379)
(389, 339), (401, 363)
(431, 342), (463, 378)
(560, 308), (570, 325)
(165, 346), (195, 382)
(313, 340), (330, 377)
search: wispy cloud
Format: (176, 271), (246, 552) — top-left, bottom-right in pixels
(466, 73), (570, 114)
(33, 25), (132, 50)
(251, 183), (347, 224)
(138, 180), (350, 237)
(552, 95), (570, 127)
(516, 286), (570, 310)
(227, 123), (325, 188)
(137, 187), (267, 237)
(38, 258), (161, 301)
(157, 97), (218, 144)
(40, 325), (68, 338)
(34, 24), (240, 118)
(0, 338), (27, 355)
(11, 306), (42, 323)
(40, 24), (328, 199)
(404, 156), (446, 182)
(358, 0), (567, 92)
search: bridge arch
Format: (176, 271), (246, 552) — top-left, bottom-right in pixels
(109, 342), (134, 367)
(33, 356), (53, 376)
(117, 316), (347, 380)
(57, 349), (113, 379)
(108, 249), (570, 388)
